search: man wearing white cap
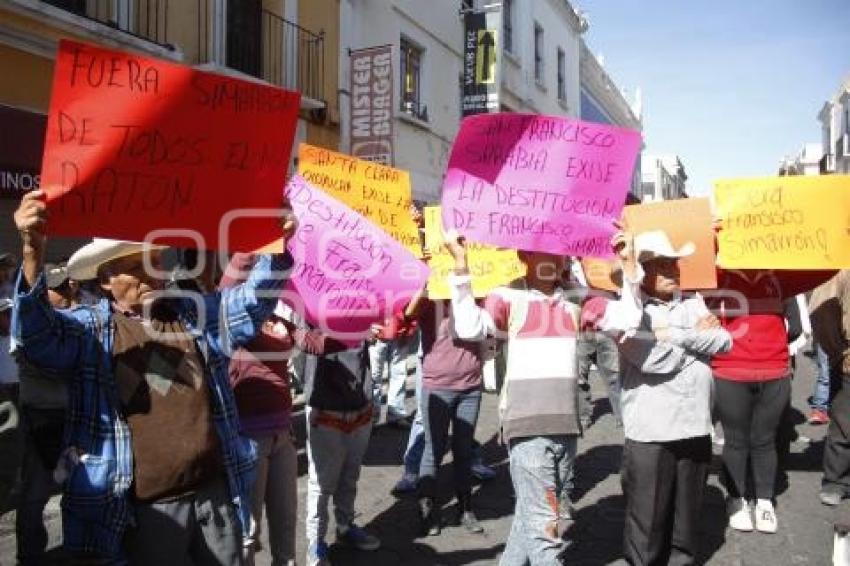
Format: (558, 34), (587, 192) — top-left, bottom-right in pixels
(586, 228), (732, 566)
(11, 190), (297, 565)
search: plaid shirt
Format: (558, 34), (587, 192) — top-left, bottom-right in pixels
(12, 253), (292, 559)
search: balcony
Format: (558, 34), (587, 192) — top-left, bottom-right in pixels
(41, 0), (173, 50)
(200, 4), (325, 104)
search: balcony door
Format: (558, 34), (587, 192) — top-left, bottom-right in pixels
(226, 0), (262, 77)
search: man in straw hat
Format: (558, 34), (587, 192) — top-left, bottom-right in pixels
(585, 226), (732, 566)
(11, 189), (297, 565)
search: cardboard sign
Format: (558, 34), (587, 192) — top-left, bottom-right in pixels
(280, 176), (430, 340)
(580, 257), (619, 293)
(423, 206), (525, 299)
(298, 144), (421, 255)
(715, 175), (850, 269)
(441, 113), (641, 258)
(623, 197), (717, 289)
(40, 40), (300, 251)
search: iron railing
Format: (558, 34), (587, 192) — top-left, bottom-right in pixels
(199, 3), (325, 102)
(43, 0), (172, 49)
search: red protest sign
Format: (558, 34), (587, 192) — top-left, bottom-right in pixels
(40, 40), (300, 251)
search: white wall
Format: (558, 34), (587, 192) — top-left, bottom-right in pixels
(341, 0), (584, 203)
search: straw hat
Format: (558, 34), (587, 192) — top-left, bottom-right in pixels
(67, 239), (166, 281)
(633, 230), (695, 263)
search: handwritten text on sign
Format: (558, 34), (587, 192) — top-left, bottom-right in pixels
(441, 113), (641, 258)
(40, 40), (300, 251)
(715, 175), (850, 269)
(297, 143), (421, 254)
(282, 176), (430, 339)
(423, 206), (524, 299)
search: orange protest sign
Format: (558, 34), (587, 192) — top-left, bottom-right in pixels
(40, 40), (300, 251)
(297, 144), (422, 255)
(622, 197), (717, 289)
(581, 258), (619, 292)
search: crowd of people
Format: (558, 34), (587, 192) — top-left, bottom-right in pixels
(0, 188), (848, 566)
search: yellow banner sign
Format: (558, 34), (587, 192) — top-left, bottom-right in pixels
(424, 206), (525, 299)
(715, 175), (850, 269)
(297, 143), (422, 255)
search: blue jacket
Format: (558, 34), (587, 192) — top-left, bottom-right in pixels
(12, 253), (292, 559)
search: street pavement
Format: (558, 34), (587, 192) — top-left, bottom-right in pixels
(1, 349), (847, 565)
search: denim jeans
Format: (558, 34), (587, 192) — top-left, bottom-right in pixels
(811, 343), (832, 411)
(500, 435), (577, 566)
(369, 337), (411, 421)
(418, 387), (482, 496)
(403, 343), (425, 477)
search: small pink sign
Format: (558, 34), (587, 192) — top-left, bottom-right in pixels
(282, 175), (430, 341)
(441, 113), (641, 258)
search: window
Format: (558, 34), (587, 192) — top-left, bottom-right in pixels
(462, 0), (474, 10)
(502, 0), (513, 53)
(401, 38), (425, 120)
(557, 48), (566, 101)
(534, 23), (544, 83)
(227, 0), (263, 78)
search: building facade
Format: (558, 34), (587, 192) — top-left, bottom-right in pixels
(640, 154), (688, 202)
(339, 0), (585, 204)
(778, 143), (823, 177)
(817, 75), (850, 175)
(579, 39), (643, 199)
(0, 0), (338, 258)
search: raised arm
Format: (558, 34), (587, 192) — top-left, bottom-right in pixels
(444, 231), (500, 341)
(11, 190), (86, 371)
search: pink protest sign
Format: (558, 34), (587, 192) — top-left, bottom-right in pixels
(441, 113), (642, 258)
(281, 175), (430, 341)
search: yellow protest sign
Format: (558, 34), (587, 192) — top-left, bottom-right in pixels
(715, 175), (850, 269)
(297, 143), (422, 255)
(424, 206), (525, 299)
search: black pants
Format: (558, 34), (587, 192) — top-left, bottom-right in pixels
(715, 377), (790, 500)
(622, 436), (711, 566)
(823, 375), (850, 494)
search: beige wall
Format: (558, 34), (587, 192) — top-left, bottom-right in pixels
(299, 0), (340, 149)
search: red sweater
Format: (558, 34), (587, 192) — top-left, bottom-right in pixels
(707, 268), (835, 381)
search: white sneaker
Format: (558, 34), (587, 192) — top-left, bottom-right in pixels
(727, 498), (753, 532)
(754, 499), (778, 534)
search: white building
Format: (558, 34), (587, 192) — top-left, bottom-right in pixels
(579, 40), (643, 198)
(817, 75), (850, 175)
(640, 154), (688, 201)
(338, 0), (585, 203)
(778, 143), (823, 177)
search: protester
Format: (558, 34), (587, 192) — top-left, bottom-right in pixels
(809, 342), (833, 425)
(15, 261), (83, 564)
(369, 320), (414, 427)
(11, 189), (296, 564)
(809, 270), (850, 506)
(708, 259), (835, 533)
(445, 231), (580, 565)
(0, 252), (17, 298)
(0, 297), (21, 516)
(578, 290), (623, 429)
(303, 333), (382, 566)
(392, 288), (485, 536)
(220, 254), (351, 566)
(587, 228), (732, 565)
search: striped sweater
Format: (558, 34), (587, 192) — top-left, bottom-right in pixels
(449, 275), (581, 443)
